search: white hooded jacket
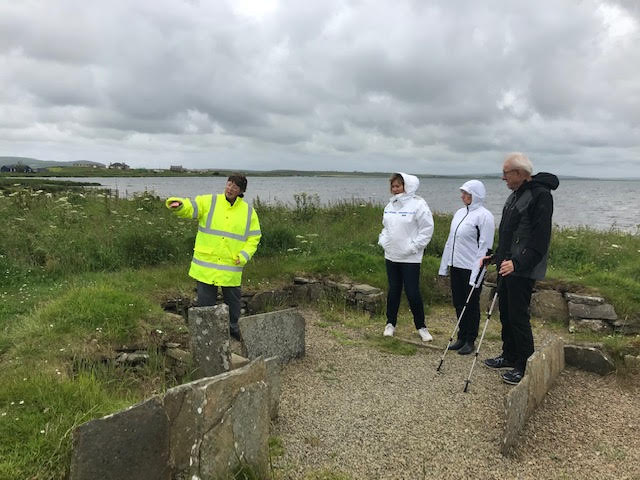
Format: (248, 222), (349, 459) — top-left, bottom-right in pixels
(378, 173), (434, 263)
(438, 180), (495, 285)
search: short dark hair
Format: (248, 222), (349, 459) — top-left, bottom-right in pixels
(227, 174), (247, 197)
(389, 173), (404, 186)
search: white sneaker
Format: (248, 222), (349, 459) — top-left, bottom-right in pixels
(418, 327), (433, 342)
(383, 323), (395, 337)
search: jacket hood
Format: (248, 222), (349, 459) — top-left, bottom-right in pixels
(398, 172), (419, 196)
(530, 172), (559, 191)
(459, 179), (486, 208)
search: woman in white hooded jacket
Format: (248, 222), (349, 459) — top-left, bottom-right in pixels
(438, 179), (495, 354)
(378, 173), (434, 342)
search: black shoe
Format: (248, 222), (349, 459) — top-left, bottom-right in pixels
(230, 326), (241, 341)
(447, 339), (465, 351)
(457, 342), (475, 355)
(501, 368), (524, 385)
(483, 355), (515, 369)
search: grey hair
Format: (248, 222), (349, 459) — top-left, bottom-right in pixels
(504, 152), (533, 175)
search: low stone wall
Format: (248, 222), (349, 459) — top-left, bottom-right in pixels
(480, 282), (635, 334)
(501, 335), (565, 455)
(70, 357), (279, 480)
(245, 276), (386, 315)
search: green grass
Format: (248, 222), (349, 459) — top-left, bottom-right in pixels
(1, 185), (639, 478)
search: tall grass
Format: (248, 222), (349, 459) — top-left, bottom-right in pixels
(1, 184), (639, 478)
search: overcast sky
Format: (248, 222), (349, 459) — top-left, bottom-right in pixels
(1, 1), (639, 177)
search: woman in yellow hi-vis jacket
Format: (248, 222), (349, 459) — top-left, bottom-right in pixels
(166, 174), (261, 339)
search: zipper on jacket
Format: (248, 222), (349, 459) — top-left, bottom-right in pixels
(450, 208), (469, 267)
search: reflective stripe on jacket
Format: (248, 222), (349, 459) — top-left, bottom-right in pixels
(166, 194), (261, 286)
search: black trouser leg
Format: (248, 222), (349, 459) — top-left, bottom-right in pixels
(196, 281), (218, 307)
(450, 267), (481, 342)
(221, 286), (242, 328)
(498, 275), (535, 372)
(402, 263), (426, 330)
(385, 260), (403, 326)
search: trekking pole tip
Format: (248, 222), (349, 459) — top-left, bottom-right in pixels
(463, 380), (471, 393)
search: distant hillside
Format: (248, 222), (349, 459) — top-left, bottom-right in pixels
(0, 157), (105, 168)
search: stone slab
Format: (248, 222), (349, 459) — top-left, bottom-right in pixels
(70, 396), (170, 480)
(239, 308), (305, 364)
(564, 344), (615, 375)
(502, 336), (565, 455)
(188, 304), (231, 378)
(564, 293), (605, 305)
(165, 359), (267, 478)
(530, 289), (568, 322)
(568, 301), (617, 320)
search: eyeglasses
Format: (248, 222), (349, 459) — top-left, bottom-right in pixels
(502, 169), (518, 176)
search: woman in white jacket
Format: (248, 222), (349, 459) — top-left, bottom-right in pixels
(378, 173), (434, 342)
(438, 180), (495, 354)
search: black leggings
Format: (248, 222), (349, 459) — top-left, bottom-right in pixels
(450, 266), (481, 342)
(385, 260), (425, 329)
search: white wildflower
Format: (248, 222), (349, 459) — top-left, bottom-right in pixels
(295, 235), (304, 238)
(610, 244), (621, 249)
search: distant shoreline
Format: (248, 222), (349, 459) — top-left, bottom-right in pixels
(1, 171), (636, 181)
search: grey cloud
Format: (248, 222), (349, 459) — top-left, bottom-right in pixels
(0, 0), (638, 177)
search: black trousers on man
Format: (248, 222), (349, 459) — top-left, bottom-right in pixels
(196, 281), (242, 333)
(497, 274), (535, 372)
(385, 260), (426, 329)
(450, 266), (481, 343)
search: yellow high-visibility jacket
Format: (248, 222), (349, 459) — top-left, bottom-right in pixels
(166, 193), (261, 286)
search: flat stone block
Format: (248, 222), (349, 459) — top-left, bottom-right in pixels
(351, 283), (382, 295)
(568, 302), (617, 321)
(239, 308), (305, 364)
(565, 293), (605, 305)
(564, 344), (615, 375)
(70, 397), (170, 480)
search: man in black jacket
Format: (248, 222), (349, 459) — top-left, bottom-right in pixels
(483, 152), (559, 385)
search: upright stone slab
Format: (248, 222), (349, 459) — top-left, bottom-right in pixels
(502, 336), (565, 455)
(164, 359), (269, 479)
(239, 308), (305, 364)
(188, 304), (231, 378)
(70, 396), (170, 480)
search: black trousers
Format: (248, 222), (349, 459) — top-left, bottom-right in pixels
(497, 275), (536, 372)
(196, 281), (242, 328)
(385, 259), (426, 329)
(450, 266), (481, 343)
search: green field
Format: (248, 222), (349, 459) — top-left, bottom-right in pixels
(0, 182), (639, 479)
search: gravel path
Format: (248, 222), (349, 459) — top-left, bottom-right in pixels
(271, 310), (640, 480)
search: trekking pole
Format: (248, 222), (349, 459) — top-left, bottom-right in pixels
(463, 274), (501, 393)
(436, 265), (487, 373)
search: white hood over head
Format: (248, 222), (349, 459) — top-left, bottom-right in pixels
(459, 179), (486, 208)
(395, 172), (420, 198)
